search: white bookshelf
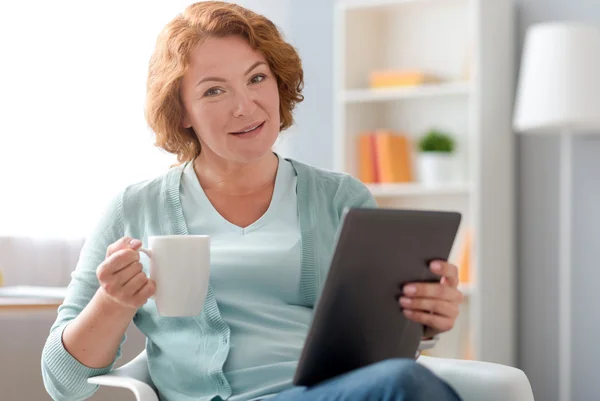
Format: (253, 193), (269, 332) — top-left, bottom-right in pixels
(342, 81), (471, 103)
(365, 182), (472, 197)
(333, 0), (516, 366)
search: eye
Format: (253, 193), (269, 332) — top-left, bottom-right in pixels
(249, 74), (266, 84)
(204, 87), (223, 97)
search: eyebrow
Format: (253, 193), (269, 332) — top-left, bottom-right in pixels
(195, 61), (266, 87)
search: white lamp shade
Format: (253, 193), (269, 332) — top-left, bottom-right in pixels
(514, 22), (600, 134)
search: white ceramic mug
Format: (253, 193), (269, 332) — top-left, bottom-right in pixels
(138, 235), (210, 317)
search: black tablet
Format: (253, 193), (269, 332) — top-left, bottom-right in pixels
(293, 207), (462, 387)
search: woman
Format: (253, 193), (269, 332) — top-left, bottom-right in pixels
(41, 2), (464, 401)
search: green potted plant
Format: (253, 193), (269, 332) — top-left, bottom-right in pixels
(417, 129), (457, 185)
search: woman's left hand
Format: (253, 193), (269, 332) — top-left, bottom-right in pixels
(398, 260), (464, 337)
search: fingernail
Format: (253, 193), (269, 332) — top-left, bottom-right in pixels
(404, 285), (416, 295)
(400, 297), (412, 306)
(129, 239), (142, 247)
(431, 262), (442, 272)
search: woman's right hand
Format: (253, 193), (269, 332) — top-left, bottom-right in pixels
(96, 236), (156, 310)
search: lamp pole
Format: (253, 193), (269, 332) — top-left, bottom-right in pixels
(558, 132), (572, 401)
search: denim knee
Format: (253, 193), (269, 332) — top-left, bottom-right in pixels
(371, 359), (427, 390)
(367, 358), (459, 401)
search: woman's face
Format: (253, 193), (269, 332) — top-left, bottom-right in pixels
(180, 35), (281, 164)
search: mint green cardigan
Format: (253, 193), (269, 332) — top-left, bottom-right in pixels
(41, 158), (377, 401)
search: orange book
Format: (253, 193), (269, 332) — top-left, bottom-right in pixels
(357, 133), (377, 183)
(464, 341), (475, 360)
(369, 70), (441, 88)
(458, 230), (472, 284)
(373, 131), (413, 183)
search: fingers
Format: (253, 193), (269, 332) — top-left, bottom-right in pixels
(430, 261), (459, 288)
(403, 283), (464, 304)
(403, 309), (455, 333)
(97, 249), (140, 280)
(440, 276), (455, 287)
(106, 236), (142, 258)
(133, 280), (156, 305)
(117, 261), (145, 287)
(114, 273), (155, 308)
(97, 237), (152, 309)
(98, 265), (154, 309)
(121, 272), (149, 296)
(399, 297), (459, 320)
(402, 262), (463, 334)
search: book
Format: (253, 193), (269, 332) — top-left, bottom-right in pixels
(458, 230), (472, 284)
(358, 133), (377, 183)
(369, 70), (441, 89)
(358, 130), (414, 184)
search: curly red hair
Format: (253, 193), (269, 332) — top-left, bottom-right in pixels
(145, 1), (304, 164)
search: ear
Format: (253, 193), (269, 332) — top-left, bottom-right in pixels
(182, 111), (192, 129)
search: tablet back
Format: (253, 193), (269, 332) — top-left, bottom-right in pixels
(293, 207), (462, 387)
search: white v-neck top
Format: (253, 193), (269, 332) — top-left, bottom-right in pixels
(179, 154), (309, 400)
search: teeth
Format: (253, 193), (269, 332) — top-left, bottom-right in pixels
(238, 123), (261, 133)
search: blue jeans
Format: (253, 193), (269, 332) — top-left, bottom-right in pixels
(269, 359), (462, 401)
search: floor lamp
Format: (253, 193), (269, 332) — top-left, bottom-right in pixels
(513, 22), (600, 401)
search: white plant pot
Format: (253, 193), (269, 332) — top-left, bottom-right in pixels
(418, 152), (457, 185)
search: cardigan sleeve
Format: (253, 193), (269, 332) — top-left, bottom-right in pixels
(41, 191), (128, 401)
(338, 174), (378, 209)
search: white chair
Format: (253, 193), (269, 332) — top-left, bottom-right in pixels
(88, 351), (535, 401)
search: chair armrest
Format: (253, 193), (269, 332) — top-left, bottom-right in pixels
(417, 356), (534, 401)
(87, 351), (158, 401)
(87, 351), (535, 401)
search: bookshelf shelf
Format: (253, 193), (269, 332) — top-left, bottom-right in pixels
(334, 0), (515, 365)
(366, 182), (472, 197)
(342, 81), (471, 103)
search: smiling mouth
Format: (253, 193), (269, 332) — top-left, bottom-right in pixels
(230, 122), (265, 135)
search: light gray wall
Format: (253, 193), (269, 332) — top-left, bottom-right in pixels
(516, 1), (600, 401)
(285, 0), (335, 169)
(228, 0), (293, 29)
(570, 137), (600, 400)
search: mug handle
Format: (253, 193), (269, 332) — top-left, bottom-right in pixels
(138, 248), (156, 300)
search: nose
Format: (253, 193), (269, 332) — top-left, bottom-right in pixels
(232, 88), (257, 118)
